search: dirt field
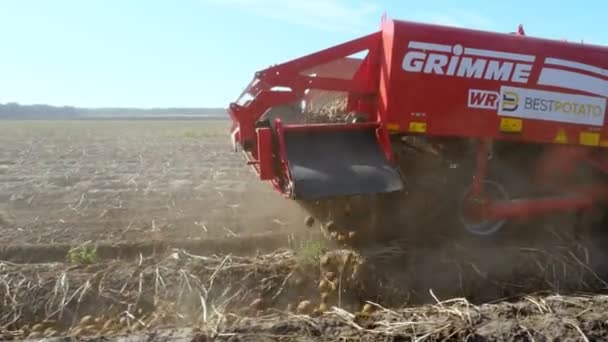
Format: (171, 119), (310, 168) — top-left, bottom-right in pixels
(0, 120), (310, 246)
(2, 119), (608, 341)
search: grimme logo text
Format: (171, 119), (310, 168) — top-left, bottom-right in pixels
(402, 41), (535, 84)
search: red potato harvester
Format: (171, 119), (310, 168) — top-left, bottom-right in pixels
(228, 15), (608, 240)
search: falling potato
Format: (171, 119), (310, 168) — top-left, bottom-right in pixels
(318, 279), (331, 292)
(325, 220), (337, 232)
(304, 215), (315, 227)
(320, 254), (331, 267)
(318, 303), (328, 312)
(319, 279), (336, 292)
(325, 271), (336, 281)
(348, 231), (357, 240)
(297, 300), (313, 314)
(351, 264), (362, 281)
(329, 280), (337, 292)
(320, 292), (329, 304)
(361, 303), (376, 315)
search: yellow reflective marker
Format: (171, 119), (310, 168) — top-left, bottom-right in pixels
(554, 129), (567, 144)
(499, 118), (522, 133)
(408, 121), (427, 133)
(386, 123), (400, 132)
(579, 132), (600, 146)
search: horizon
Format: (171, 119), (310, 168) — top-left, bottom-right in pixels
(0, 101), (226, 110)
(1, 0), (606, 108)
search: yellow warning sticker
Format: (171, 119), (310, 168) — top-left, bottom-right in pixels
(554, 129), (568, 144)
(579, 132), (600, 146)
(499, 118), (522, 133)
(386, 123), (400, 132)
(408, 121), (427, 133)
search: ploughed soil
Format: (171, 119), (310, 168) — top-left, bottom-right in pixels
(2, 241), (608, 342)
(209, 294), (608, 341)
(0, 120), (309, 246)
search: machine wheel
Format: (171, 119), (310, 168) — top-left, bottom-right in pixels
(457, 180), (509, 236)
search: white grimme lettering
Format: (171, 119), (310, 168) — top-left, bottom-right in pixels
(484, 61), (513, 81)
(402, 51), (533, 83)
(423, 54), (448, 74)
(403, 51), (426, 72)
(512, 64), (532, 83)
(456, 57), (486, 78)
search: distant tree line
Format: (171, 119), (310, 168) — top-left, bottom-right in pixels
(0, 102), (78, 119)
(0, 102), (227, 119)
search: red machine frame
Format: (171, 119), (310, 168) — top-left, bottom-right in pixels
(228, 16), (608, 224)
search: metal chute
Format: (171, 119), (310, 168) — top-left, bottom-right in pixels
(283, 127), (403, 199)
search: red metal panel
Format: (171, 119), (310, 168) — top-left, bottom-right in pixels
(256, 127), (274, 181)
(378, 19), (395, 124)
(382, 19), (608, 147)
(481, 183), (608, 220)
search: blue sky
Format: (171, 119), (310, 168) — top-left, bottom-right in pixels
(0, 0), (605, 108)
